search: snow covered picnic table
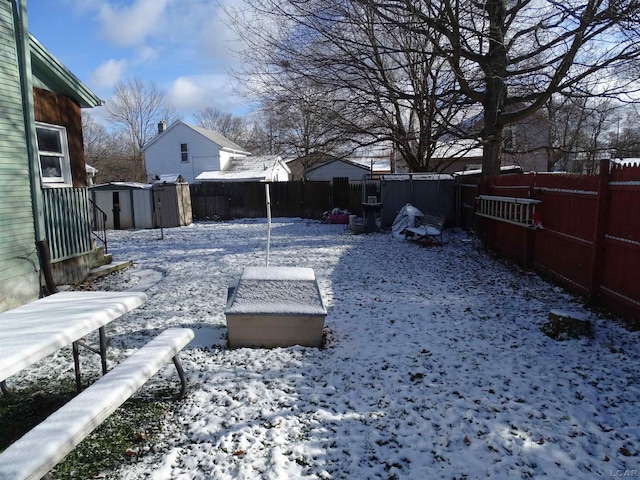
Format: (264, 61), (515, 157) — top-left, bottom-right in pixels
(0, 291), (198, 480)
(0, 291), (147, 388)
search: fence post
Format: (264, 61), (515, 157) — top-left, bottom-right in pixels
(589, 159), (611, 303)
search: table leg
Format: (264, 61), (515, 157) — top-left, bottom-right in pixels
(99, 326), (108, 375)
(172, 355), (188, 400)
(72, 341), (81, 392)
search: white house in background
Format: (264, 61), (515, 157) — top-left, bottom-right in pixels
(196, 155), (291, 182)
(305, 158), (375, 182)
(142, 120), (250, 183)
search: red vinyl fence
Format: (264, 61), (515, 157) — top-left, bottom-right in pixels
(471, 160), (640, 326)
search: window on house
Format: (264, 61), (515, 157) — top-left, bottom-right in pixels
(36, 123), (72, 186)
(180, 143), (189, 162)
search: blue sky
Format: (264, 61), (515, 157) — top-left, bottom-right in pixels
(27, 0), (252, 124)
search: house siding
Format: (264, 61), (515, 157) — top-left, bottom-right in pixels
(33, 87), (86, 187)
(0, 2), (40, 312)
(145, 122), (223, 183)
(306, 160), (369, 182)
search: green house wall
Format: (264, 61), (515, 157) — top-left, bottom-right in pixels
(0, 3), (40, 312)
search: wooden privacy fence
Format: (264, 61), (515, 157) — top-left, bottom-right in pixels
(474, 159), (640, 326)
(190, 181), (363, 221)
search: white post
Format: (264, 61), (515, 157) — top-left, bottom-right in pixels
(265, 184), (271, 267)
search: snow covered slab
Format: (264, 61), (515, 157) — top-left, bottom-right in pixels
(225, 267), (326, 348)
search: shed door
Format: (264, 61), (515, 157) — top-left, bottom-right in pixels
(111, 191), (133, 229)
(112, 192), (121, 229)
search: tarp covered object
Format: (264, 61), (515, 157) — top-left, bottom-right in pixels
(391, 203), (424, 239)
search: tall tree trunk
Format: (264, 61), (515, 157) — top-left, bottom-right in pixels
(481, 0), (508, 178)
(482, 121), (504, 177)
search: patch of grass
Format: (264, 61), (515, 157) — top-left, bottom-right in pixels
(51, 401), (170, 479)
(0, 386), (75, 448)
(1, 381), (173, 480)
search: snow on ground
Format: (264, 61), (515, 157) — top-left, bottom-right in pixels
(21, 219), (640, 478)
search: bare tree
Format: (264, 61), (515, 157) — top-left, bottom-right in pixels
(82, 112), (112, 166)
(82, 112), (138, 183)
(227, 0), (470, 172)
(545, 95), (619, 173)
(607, 104), (640, 158)
(364, 0), (640, 177)
(105, 78), (177, 181)
(193, 107), (247, 144)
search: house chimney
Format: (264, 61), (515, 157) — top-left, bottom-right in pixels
(158, 120), (166, 134)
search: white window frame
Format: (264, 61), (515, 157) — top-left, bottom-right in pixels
(180, 143), (189, 163)
(35, 122), (72, 186)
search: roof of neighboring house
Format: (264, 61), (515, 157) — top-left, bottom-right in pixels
(286, 152), (340, 168)
(432, 139), (483, 159)
(188, 124), (250, 154)
(29, 34), (103, 108)
(347, 144), (392, 172)
(196, 155), (290, 182)
(305, 158), (372, 174)
(348, 157), (391, 172)
(142, 120), (251, 154)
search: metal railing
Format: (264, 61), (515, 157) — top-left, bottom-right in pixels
(89, 198), (108, 253)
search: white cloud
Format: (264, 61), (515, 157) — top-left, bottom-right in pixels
(170, 77), (207, 110)
(97, 0), (168, 47)
(133, 45), (160, 64)
(68, 0), (252, 115)
(90, 58), (127, 89)
(169, 75), (246, 116)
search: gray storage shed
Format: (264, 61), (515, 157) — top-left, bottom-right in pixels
(90, 182), (155, 230)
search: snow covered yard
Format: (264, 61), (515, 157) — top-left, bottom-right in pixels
(27, 220), (640, 478)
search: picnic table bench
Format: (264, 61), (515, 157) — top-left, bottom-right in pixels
(0, 291), (194, 480)
(403, 212), (446, 245)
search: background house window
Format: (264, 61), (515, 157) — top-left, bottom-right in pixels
(36, 123), (71, 186)
(181, 143), (189, 162)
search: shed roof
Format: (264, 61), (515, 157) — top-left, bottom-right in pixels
(154, 174), (187, 184)
(90, 182), (152, 191)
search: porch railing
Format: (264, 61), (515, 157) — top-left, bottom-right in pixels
(89, 198), (108, 253)
(42, 187), (93, 262)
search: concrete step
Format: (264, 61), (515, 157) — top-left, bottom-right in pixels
(88, 246), (113, 269)
(86, 260), (133, 282)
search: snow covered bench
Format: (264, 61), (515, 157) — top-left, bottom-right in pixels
(0, 327), (194, 480)
(404, 212), (446, 245)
